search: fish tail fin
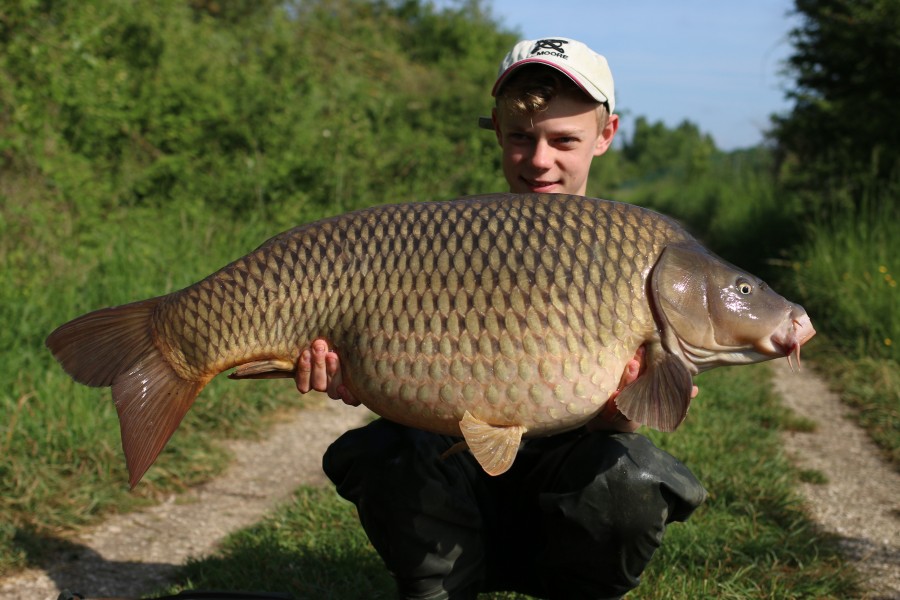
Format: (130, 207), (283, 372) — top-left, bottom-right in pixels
(46, 299), (206, 487)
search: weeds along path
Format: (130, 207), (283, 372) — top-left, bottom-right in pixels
(0, 395), (374, 600)
(771, 359), (900, 600)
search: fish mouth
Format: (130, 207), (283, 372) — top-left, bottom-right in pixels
(673, 309), (816, 373)
(768, 312), (816, 371)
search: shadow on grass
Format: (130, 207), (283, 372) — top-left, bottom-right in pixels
(170, 532), (394, 600)
(11, 524), (393, 599)
(13, 526), (178, 597)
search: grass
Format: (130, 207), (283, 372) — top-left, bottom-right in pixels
(0, 183), (329, 575)
(0, 3), (892, 592)
(779, 193), (900, 470)
(162, 365), (858, 599)
(783, 195), (898, 361)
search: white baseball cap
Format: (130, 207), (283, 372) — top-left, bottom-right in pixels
(490, 37), (615, 112)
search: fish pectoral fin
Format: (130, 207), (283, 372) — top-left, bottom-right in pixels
(458, 411), (525, 476)
(615, 351), (693, 432)
(228, 359), (296, 380)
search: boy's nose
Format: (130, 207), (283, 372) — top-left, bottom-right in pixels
(529, 140), (554, 169)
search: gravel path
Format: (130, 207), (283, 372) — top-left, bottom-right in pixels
(771, 359), (900, 600)
(0, 395), (373, 600)
(1, 363), (898, 599)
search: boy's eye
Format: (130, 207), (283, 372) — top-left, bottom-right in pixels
(508, 133), (532, 144)
(554, 136), (579, 147)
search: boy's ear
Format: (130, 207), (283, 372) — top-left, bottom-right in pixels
(593, 112), (619, 156)
(491, 108), (503, 146)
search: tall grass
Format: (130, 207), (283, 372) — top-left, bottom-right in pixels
(785, 193), (898, 361)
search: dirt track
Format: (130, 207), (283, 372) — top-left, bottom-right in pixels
(1, 363), (898, 599)
(771, 359), (900, 600)
(0, 396), (373, 600)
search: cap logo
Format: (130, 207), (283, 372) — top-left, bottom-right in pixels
(530, 39), (569, 60)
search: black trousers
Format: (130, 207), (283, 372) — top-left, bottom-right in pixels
(323, 419), (706, 600)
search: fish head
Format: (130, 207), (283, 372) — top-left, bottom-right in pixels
(650, 244), (816, 373)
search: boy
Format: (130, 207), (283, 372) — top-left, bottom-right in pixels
(296, 38), (706, 599)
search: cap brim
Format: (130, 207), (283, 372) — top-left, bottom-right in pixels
(491, 58), (611, 108)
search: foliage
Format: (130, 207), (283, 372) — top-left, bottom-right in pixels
(771, 0), (900, 212)
(763, 0), (900, 467)
(618, 117), (717, 184)
(606, 122), (797, 278)
(0, 0), (512, 217)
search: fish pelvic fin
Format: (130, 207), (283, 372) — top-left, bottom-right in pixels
(615, 347), (693, 432)
(46, 298), (206, 488)
(458, 411), (525, 476)
(228, 358), (296, 380)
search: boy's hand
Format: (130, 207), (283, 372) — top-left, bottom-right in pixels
(587, 346), (700, 433)
(295, 339), (360, 406)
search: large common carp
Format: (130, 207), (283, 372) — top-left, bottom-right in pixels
(47, 194), (815, 486)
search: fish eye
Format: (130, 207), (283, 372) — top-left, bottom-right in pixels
(736, 279), (753, 295)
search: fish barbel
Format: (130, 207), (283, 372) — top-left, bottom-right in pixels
(46, 194), (815, 486)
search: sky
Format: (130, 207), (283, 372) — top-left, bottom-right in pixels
(449, 1), (801, 151)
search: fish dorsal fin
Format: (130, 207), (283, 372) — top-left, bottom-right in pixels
(615, 346), (693, 432)
(458, 411), (525, 476)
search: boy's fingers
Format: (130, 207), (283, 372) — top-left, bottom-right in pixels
(323, 354), (361, 405)
(295, 349), (312, 393)
(309, 339), (329, 392)
(339, 386), (361, 406)
(325, 352), (340, 378)
(617, 358), (641, 389)
(325, 355), (342, 401)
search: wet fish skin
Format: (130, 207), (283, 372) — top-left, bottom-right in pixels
(46, 193), (814, 486)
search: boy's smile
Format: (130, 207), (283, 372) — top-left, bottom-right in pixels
(493, 94), (618, 196)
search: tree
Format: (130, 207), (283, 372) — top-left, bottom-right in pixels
(619, 116), (716, 183)
(771, 0), (900, 208)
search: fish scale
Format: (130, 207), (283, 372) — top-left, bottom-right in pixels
(153, 195), (669, 435)
(46, 193), (816, 486)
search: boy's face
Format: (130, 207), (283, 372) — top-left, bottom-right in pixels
(493, 94), (618, 196)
